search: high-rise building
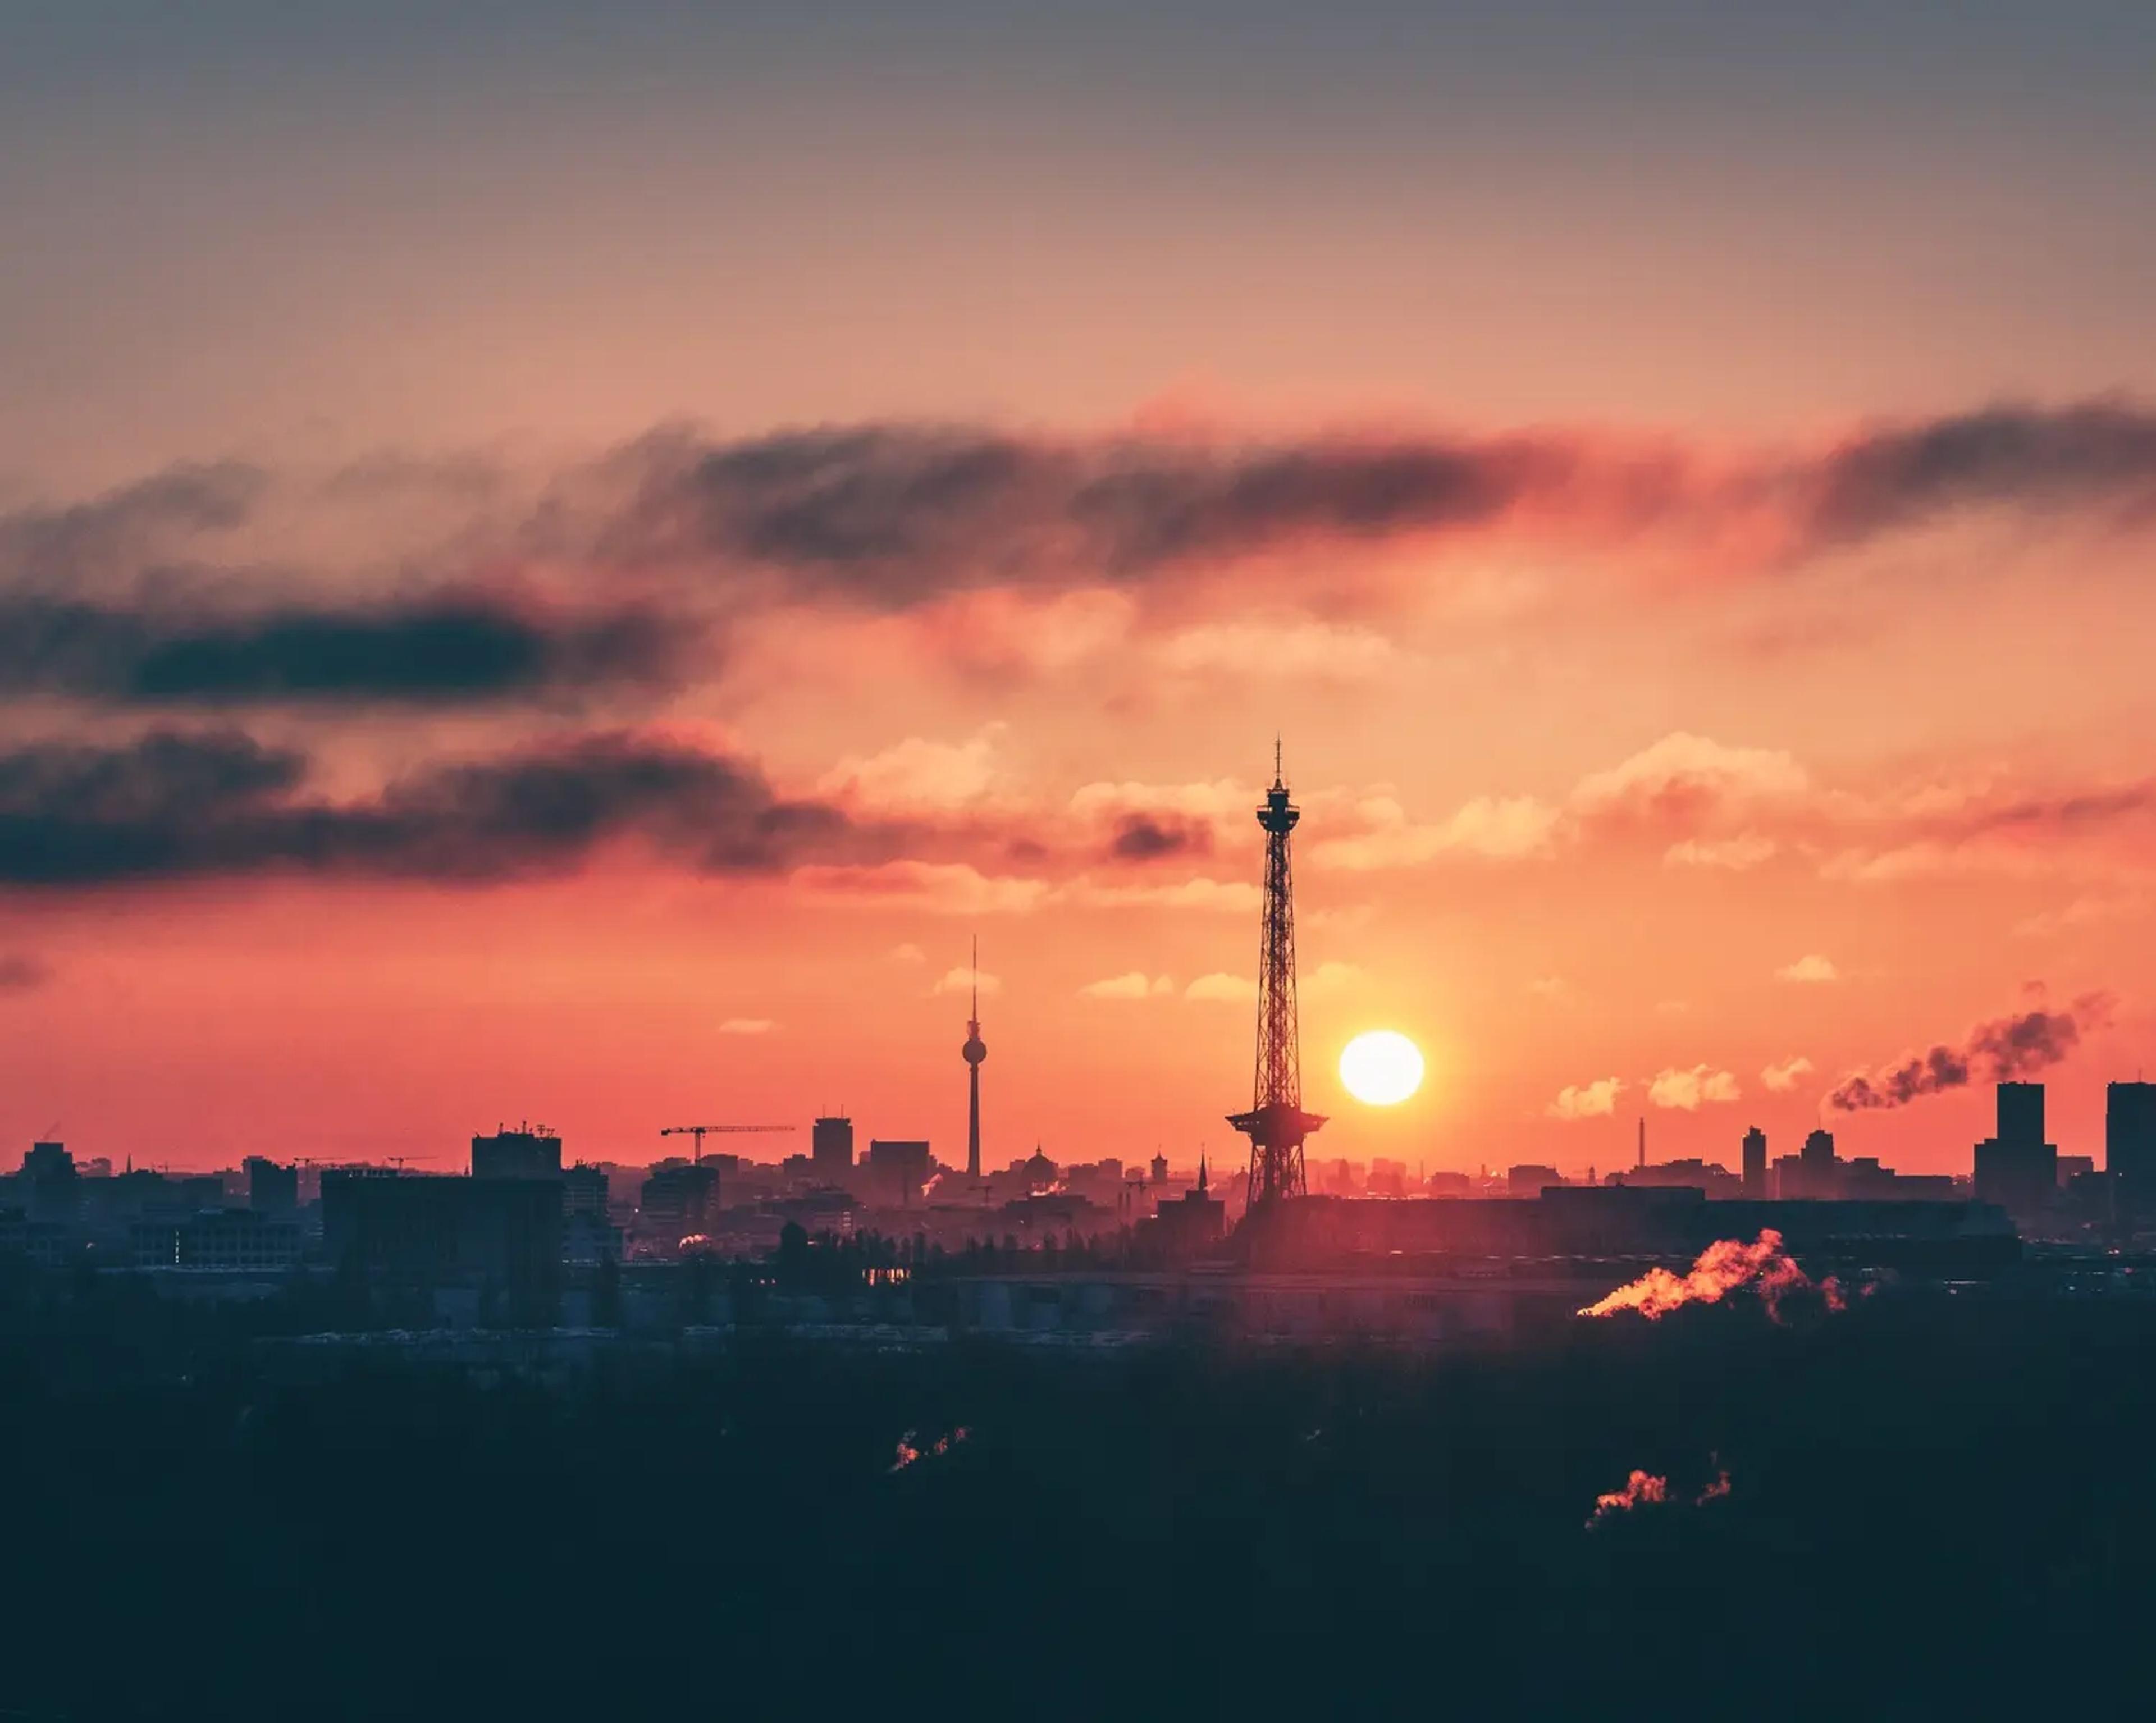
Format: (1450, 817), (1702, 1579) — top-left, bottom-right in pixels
(471, 1126), (563, 1180)
(2108, 1081), (2156, 1215)
(1974, 1081), (2057, 1218)
(561, 1163), (609, 1217)
(811, 1116), (855, 1177)
(1741, 1127), (1767, 1196)
(245, 1156), (298, 1214)
(1997, 1082), (2044, 1149)
(866, 1139), (932, 1206)
(1779, 1128), (1840, 1200)
(640, 1163), (719, 1246)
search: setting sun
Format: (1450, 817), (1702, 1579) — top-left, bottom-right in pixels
(1339, 1031), (1426, 1107)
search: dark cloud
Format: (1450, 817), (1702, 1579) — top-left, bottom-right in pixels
(5, 401), (2155, 707)
(0, 730), (885, 887)
(1107, 812), (1213, 862)
(582, 424), (1580, 602)
(1807, 403), (2156, 545)
(0, 597), (692, 706)
(1828, 992), (2116, 1112)
(0, 461), (264, 587)
(576, 402), (2156, 599)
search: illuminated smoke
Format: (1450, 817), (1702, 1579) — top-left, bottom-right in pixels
(920, 1172), (944, 1200)
(1586, 1465), (1734, 1529)
(1828, 991), (2114, 1112)
(1577, 1229), (1839, 1320)
(1587, 1470), (1669, 1528)
(888, 1426), (971, 1473)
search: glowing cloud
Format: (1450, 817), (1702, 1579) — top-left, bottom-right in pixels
(1648, 1066), (1741, 1109)
(932, 966), (1002, 997)
(1777, 954), (1840, 984)
(1549, 1078), (1624, 1120)
(1761, 1055), (1815, 1093)
(1078, 972), (1173, 999)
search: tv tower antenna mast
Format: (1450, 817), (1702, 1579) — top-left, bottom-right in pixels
(1228, 739), (1325, 1205)
(962, 934), (987, 1181)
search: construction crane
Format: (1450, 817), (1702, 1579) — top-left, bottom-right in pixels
(660, 1123), (797, 1164)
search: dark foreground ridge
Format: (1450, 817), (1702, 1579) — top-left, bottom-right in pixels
(6, 1267), (2156, 1718)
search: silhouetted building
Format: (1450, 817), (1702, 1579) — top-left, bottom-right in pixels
(1614, 1158), (1742, 1198)
(1997, 1082), (2044, 1151)
(20, 1141), (79, 1223)
(1742, 1127), (1767, 1196)
(321, 1170), (561, 1314)
(562, 1163), (608, 1217)
(1248, 1186), (2018, 1276)
(1776, 1129), (1842, 1200)
(641, 1164), (719, 1246)
(1149, 1158), (1225, 1257)
(1508, 1164), (1562, 1196)
(1368, 1158), (1409, 1198)
(1150, 1151), (1170, 1185)
(812, 1116), (855, 1177)
(245, 1157), (298, 1215)
(867, 1140), (932, 1206)
(1975, 1081), (2057, 1219)
(132, 1208), (301, 1272)
(472, 1126), (563, 1180)
(2109, 1081), (2156, 1216)
(1840, 1157), (1958, 1200)
(562, 1209), (622, 1267)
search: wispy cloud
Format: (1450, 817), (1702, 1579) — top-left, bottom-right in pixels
(1077, 971), (1173, 1000)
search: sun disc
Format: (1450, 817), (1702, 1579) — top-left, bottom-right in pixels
(1340, 1030), (1425, 1106)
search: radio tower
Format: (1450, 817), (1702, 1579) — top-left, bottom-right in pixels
(1228, 741), (1325, 1205)
(962, 935), (987, 1180)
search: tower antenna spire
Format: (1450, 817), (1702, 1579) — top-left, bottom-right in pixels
(962, 934), (988, 1182)
(1228, 738), (1324, 1207)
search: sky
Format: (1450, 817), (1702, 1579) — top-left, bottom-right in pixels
(3, 1), (2154, 1175)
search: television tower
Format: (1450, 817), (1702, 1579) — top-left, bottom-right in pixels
(1228, 742), (1325, 1205)
(962, 935), (987, 1180)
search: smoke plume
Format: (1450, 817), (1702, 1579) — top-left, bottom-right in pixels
(1577, 1230), (1841, 1321)
(1828, 991), (2116, 1112)
(1586, 1465), (1735, 1528)
(889, 1427), (970, 1473)
(1587, 1470), (1669, 1528)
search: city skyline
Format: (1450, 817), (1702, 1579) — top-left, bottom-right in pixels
(3, 3), (2154, 1173)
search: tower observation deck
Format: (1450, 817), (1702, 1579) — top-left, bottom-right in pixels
(1227, 743), (1324, 1205)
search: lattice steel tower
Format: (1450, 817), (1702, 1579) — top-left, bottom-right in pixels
(1228, 743), (1325, 1205)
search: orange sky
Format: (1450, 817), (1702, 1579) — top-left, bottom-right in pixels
(2, 4), (2153, 1176)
